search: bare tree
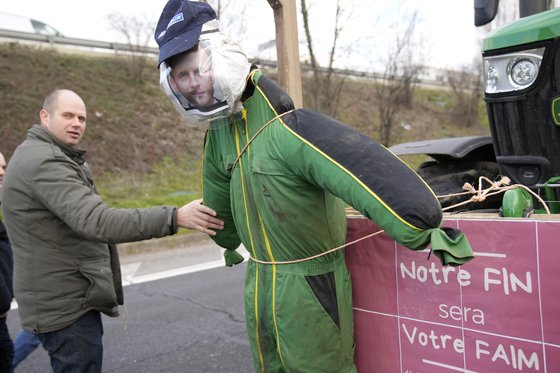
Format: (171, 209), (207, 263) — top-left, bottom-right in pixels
(445, 0), (515, 131)
(106, 13), (155, 83)
(446, 60), (484, 128)
(300, 0), (348, 117)
(373, 9), (423, 147)
(206, 0), (249, 43)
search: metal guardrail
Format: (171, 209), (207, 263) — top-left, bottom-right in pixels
(0, 28), (160, 54)
(0, 28), (445, 86)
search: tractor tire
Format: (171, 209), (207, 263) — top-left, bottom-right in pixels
(416, 160), (502, 212)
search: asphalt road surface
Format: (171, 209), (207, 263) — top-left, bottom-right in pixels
(7, 239), (255, 372)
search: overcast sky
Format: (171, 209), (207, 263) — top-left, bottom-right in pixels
(0, 0), (489, 71)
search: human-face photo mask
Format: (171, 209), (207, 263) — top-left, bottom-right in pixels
(160, 41), (229, 127)
(170, 47), (217, 107)
(159, 20), (251, 128)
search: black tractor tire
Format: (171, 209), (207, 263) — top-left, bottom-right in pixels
(416, 160), (502, 212)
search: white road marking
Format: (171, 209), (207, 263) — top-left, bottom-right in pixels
(9, 250), (250, 310)
(121, 262), (141, 285)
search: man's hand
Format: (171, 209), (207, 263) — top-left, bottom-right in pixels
(176, 199), (224, 236)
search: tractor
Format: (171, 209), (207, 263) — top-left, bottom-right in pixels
(390, 0), (560, 215)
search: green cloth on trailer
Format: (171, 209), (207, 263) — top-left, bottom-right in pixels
(430, 227), (474, 266)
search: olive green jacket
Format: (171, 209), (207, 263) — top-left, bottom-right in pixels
(1, 125), (177, 333)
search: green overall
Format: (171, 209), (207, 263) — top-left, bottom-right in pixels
(203, 70), (472, 372)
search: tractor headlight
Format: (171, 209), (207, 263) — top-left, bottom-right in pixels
(509, 56), (540, 87)
(484, 48), (544, 93)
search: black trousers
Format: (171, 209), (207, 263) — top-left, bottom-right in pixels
(0, 316), (14, 373)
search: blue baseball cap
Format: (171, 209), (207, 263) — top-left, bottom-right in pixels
(154, 0), (217, 67)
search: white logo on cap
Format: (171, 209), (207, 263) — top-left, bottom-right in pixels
(158, 12), (184, 40)
(168, 13), (184, 29)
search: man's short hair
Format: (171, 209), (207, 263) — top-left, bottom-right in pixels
(167, 44), (199, 70)
(42, 90), (62, 113)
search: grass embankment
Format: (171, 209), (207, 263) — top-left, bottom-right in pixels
(95, 158), (204, 235)
(96, 157), (203, 208)
(0, 42), (491, 220)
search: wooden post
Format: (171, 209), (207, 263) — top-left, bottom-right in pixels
(267, 0), (303, 108)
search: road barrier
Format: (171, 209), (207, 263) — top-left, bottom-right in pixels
(0, 28), (446, 87)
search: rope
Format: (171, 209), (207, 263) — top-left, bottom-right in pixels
(231, 107), (381, 266)
(227, 109), (295, 175)
(439, 176), (551, 214)
(232, 115), (551, 264)
(249, 230), (384, 265)
(249, 176), (552, 265)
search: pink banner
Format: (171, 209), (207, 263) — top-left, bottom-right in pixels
(345, 216), (560, 373)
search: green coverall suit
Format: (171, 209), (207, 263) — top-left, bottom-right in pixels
(203, 70), (473, 372)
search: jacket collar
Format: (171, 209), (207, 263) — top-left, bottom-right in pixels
(28, 124), (87, 165)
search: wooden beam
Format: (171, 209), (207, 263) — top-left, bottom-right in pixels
(267, 0), (303, 108)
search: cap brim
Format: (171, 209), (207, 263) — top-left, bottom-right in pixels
(157, 24), (203, 67)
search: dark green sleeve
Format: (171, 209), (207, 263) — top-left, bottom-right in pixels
(275, 109), (473, 266)
(202, 131), (243, 266)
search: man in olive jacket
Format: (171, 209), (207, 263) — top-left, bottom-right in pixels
(1, 89), (224, 372)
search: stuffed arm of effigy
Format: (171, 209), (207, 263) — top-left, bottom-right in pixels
(276, 109), (474, 266)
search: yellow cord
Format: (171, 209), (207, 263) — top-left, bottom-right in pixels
(249, 230), (384, 265)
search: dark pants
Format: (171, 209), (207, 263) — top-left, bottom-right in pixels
(0, 316), (14, 373)
(38, 311), (104, 373)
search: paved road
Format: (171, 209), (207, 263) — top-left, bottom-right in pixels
(7, 238), (255, 372)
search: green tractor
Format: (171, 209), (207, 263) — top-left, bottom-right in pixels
(390, 0), (560, 215)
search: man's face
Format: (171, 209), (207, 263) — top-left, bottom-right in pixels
(0, 152), (6, 188)
(40, 91), (87, 146)
(170, 49), (215, 108)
